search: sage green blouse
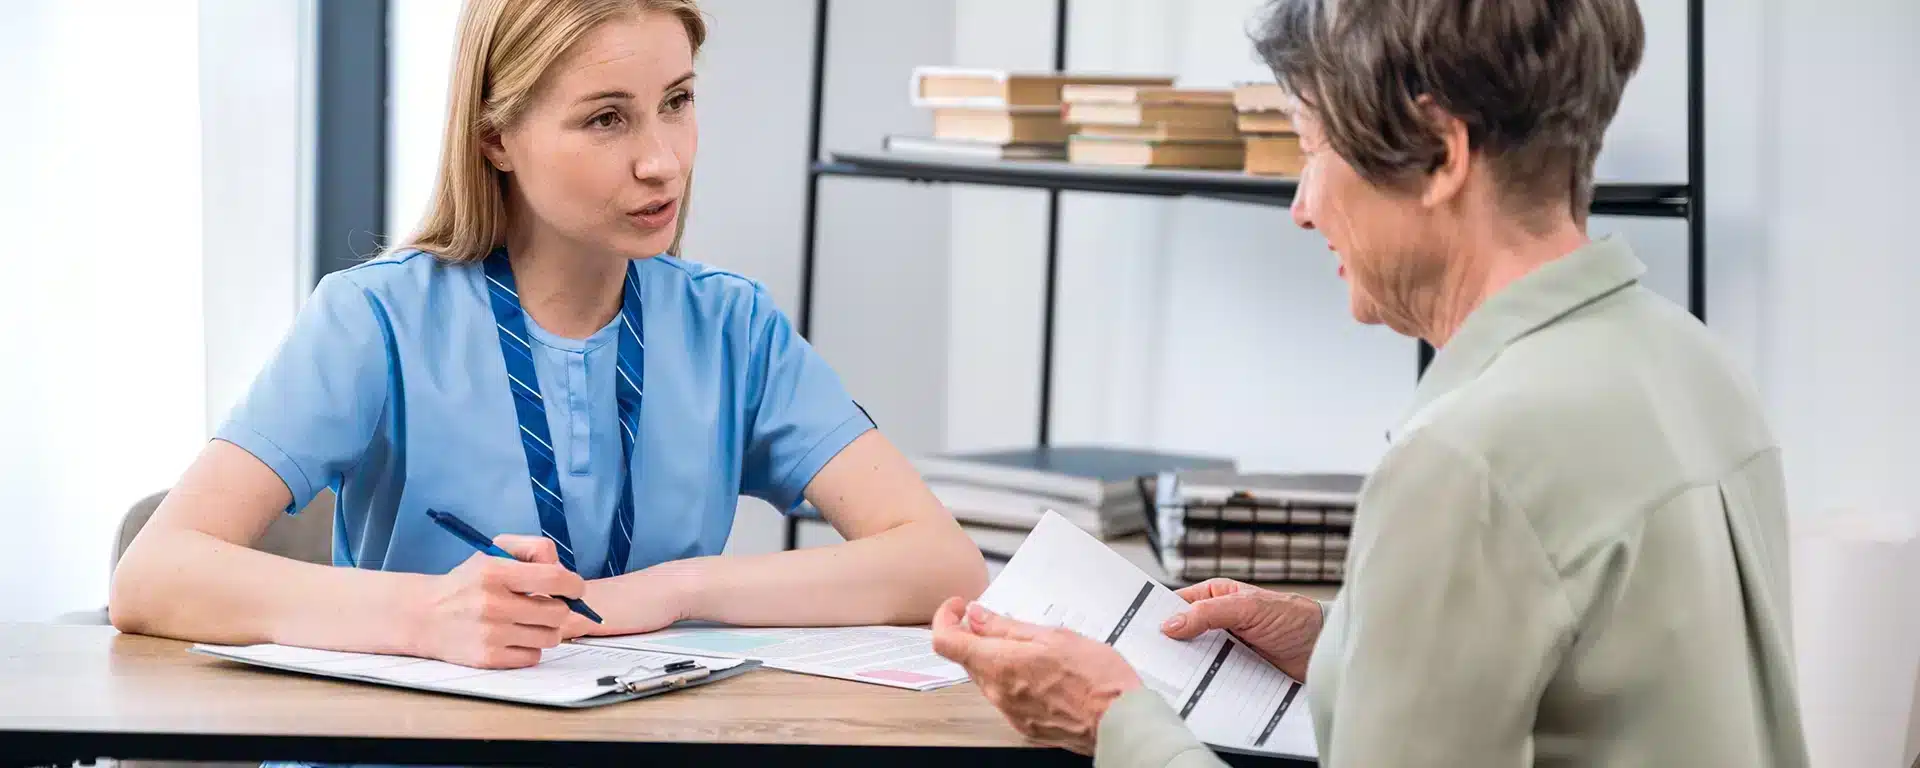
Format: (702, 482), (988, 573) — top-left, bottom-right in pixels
(1095, 238), (1809, 767)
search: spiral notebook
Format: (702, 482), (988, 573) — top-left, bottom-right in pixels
(190, 641), (756, 708)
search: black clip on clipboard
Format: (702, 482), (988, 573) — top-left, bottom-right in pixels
(545, 656), (763, 709)
(593, 657), (740, 698)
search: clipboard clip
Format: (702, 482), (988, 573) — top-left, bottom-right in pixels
(596, 660), (711, 694)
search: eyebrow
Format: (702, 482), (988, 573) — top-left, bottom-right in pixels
(579, 89), (633, 104)
(576, 72), (697, 105)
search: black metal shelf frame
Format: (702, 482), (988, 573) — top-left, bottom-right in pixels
(787, 0), (1704, 550)
(815, 153), (1694, 218)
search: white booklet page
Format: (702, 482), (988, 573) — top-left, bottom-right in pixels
(977, 511), (1317, 760)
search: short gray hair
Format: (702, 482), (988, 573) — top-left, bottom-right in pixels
(1253, 0), (1644, 220)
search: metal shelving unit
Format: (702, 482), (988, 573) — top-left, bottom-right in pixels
(786, 0), (1705, 550)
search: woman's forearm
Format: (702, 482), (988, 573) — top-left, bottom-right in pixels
(604, 518), (988, 629)
(109, 526), (428, 653)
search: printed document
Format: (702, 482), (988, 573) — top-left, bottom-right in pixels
(978, 511), (1318, 760)
(192, 642), (743, 706)
(582, 625), (969, 691)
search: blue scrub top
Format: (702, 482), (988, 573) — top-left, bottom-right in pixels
(217, 249), (873, 577)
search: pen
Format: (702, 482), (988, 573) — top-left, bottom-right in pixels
(425, 509), (603, 624)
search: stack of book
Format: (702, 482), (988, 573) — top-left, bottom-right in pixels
(914, 445), (1236, 540)
(1146, 470), (1364, 584)
(886, 67), (1174, 161)
(1233, 83), (1305, 176)
(1064, 85), (1244, 170)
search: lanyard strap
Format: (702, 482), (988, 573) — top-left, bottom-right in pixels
(482, 250), (643, 579)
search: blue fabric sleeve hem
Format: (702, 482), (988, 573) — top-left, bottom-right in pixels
(213, 424), (318, 515)
(769, 412), (875, 515)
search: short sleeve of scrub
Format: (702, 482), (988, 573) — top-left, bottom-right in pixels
(736, 287), (873, 513)
(215, 271), (392, 514)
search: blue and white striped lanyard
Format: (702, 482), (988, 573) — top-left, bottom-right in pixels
(481, 249), (642, 579)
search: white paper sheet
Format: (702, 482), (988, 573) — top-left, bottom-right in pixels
(192, 642), (743, 706)
(977, 511), (1317, 760)
(582, 625), (969, 691)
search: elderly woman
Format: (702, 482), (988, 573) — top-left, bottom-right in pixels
(931, 0), (1810, 765)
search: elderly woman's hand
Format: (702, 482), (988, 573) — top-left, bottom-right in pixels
(1161, 579), (1323, 681)
(930, 597), (1143, 755)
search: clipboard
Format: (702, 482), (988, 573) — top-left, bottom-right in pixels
(189, 642), (760, 709)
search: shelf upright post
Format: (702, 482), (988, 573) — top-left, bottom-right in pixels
(1036, 0), (1070, 447)
(1686, 0), (1706, 322)
(787, 0), (833, 552)
(797, 0), (831, 343)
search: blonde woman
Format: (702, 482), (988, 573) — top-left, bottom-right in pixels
(110, 0), (987, 669)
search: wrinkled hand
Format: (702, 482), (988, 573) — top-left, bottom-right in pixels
(930, 597), (1142, 755)
(1161, 578), (1323, 681)
(408, 535), (585, 669)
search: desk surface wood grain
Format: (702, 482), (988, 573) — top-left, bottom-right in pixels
(0, 623), (1029, 749)
(0, 615), (1325, 766)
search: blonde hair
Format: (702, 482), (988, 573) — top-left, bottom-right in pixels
(398, 0), (707, 264)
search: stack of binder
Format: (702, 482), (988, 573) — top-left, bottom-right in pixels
(914, 445), (1235, 540)
(1143, 470), (1364, 584)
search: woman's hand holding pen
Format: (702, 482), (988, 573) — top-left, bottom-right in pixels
(559, 565), (695, 640)
(404, 535), (585, 669)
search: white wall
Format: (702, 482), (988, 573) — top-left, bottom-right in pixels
(1757, 1), (1920, 763)
(1760, 0), (1919, 531)
(385, 0), (462, 238)
(713, 0), (962, 550)
(200, 0), (315, 434)
(808, 0), (959, 459)
(673, 0), (818, 314)
(0, 0), (206, 621)
(940, 0), (1054, 453)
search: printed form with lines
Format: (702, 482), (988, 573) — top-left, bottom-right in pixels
(978, 512), (1317, 760)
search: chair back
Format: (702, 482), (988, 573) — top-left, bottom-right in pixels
(110, 489), (335, 575)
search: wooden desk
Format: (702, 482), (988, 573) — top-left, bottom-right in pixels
(0, 624), (1308, 767)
